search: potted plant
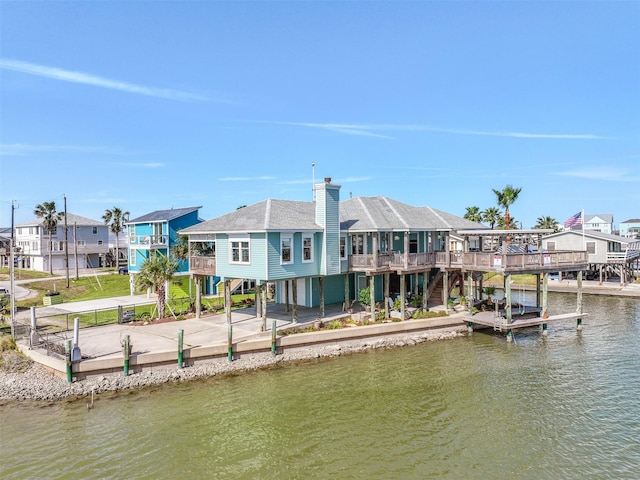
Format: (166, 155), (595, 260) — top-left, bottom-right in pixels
(483, 286), (496, 306)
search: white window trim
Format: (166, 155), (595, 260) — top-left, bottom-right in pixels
(340, 236), (347, 260)
(281, 234), (293, 265)
(229, 235), (250, 264)
(302, 235), (313, 263)
(130, 248), (136, 267)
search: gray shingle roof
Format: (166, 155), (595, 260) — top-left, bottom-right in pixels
(339, 196), (484, 232)
(180, 200), (321, 233)
(182, 196), (484, 235)
(127, 206), (202, 224)
(18, 213), (104, 227)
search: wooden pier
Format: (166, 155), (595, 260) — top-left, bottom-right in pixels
(463, 310), (589, 333)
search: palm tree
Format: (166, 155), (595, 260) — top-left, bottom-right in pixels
(535, 216), (560, 232)
(482, 207), (502, 229)
(464, 206), (483, 223)
(34, 201), (64, 274)
(492, 185), (522, 230)
(497, 215), (519, 229)
(134, 252), (179, 320)
(102, 207), (130, 269)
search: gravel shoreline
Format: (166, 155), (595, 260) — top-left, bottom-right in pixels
(0, 329), (464, 403)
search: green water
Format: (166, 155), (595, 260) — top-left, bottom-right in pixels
(2, 293), (640, 479)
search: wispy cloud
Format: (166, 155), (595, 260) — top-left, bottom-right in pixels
(558, 167), (638, 182)
(219, 176), (276, 181)
(0, 143), (115, 156)
(274, 122), (605, 140)
(0, 58), (208, 102)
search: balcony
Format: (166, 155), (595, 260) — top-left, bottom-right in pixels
(129, 235), (168, 247)
(348, 250), (589, 275)
(190, 255), (216, 275)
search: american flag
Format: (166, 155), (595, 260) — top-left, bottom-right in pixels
(563, 211), (582, 229)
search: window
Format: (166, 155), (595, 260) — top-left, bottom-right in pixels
(340, 236), (347, 259)
(351, 234), (364, 254)
(547, 241), (556, 251)
(97, 240), (103, 245)
(303, 235), (313, 262)
(92, 227), (98, 234)
(77, 240), (86, 246)
(130, 248), (136, 267)
(586, 241), (596, 254)
(130, 225), (136, 238)
(281, 235), (292, 264)
(230, 238), (250, 264)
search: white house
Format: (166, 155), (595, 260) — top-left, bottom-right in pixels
(619, 218), (640, 238)
(15, 213), (109, 272)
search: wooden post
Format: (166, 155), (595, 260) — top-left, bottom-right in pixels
(384, 272), (390, 318)
(344, 273), (350, 312)
(123, 335), (130, 376)
(195, 276), (201, 319)
(542, 272), (549, 335)
(284, 280), (290, 313)
(271, 318), (277, 356)
(292, 280), (298, 323)
(370, 275), (376, 321)
(467, 272), (473, 310)
(422, 271), (428, 312)
(65, 339), (73, 383)
(319, 276), (325, 318)
(178, 329), (184, 368)
(443, 270), (449, 312)
(505, 274), (513, 342)
(400, 274), (406, 320)
(576, 270), (583, 331)
(223, 279), (233, 361)
(261, 281), (267, 332)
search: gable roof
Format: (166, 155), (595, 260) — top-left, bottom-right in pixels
(584, 214), (613, 224)
(621, 218), (640, 224)
(339, 196), (484, 232)
(544, 229), (635, 244)
(18, 213), (104, 227)
(127, 206), (202, 224)
(180, 200), (321, 234)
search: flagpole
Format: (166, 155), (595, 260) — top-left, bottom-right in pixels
(582, 209), (585, 250)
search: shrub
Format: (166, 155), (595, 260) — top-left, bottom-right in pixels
(326, 319), (344, 330)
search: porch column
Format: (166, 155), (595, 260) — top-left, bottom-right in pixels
(535, 273), (541, 314)
(372, 234), (379, 269)
(195, 276), (202, 319)
(384, 272), (390, 318)
(370, 275), (376, 321)
(261, 280), (268, 331)
(443, 270), (449, 311)
(224, 279), (232, 325)
(576, 270), (583, 331)
(292, 279), (298, 324)
(505, 274), (513, 342)
(255, 283), (262, 318)
(285, 280), (290, 313)
(344, 273), (350, 311)
(319, 276), (325, 318)
(541, 272), (549, 335)
(400, 274), (406, 320)
(404, 232), (409, 269)
(467, 272), (473, 309)
(422, 271), (428, 311)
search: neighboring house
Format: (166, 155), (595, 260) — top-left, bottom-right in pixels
(619, 219), (640, 238)
(0, 227), (11, 268)
(583, 214), (614, 234)
(541, 230), (640, 283)
(125, 206), (218, 292)
(15, 214), (109, 271)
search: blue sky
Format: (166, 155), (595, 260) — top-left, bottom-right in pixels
(1, 1), (639, 229)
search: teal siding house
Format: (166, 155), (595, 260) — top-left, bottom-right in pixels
(179, 178), (484, 323)
(125, 206), (218, 294)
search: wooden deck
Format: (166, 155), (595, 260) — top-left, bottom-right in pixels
(463, 310), (589, 332)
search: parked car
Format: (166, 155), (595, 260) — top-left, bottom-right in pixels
(118, 267), (129, 275)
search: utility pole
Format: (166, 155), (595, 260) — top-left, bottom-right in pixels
(64, 194), (69, 288)
(9, 201), (16, 339)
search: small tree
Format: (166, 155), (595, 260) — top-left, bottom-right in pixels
(34, 201), (64, 275)
(358, 286), (371, 307)
(135, 252), (179, 319)
(103, 206), (129, 268)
